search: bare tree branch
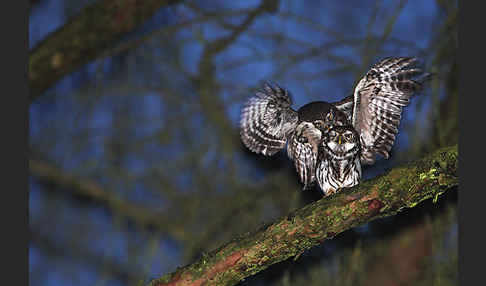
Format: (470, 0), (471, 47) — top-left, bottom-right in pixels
(29, 0), (183, 101)
(29, 159), (179, 232)
(148, 145), (458, 286)
(192, 0), (280, 159)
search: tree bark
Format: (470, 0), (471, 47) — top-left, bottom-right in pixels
(29, 0), (183, 101)
(148, 145), (458, 286)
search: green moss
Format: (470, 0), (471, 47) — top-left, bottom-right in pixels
(433, 192), (441, 203)
(409, 201), (419, 208)
(419, 168), (440, 181)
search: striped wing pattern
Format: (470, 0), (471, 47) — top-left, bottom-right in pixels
(240, 83), (298, 156)
(352, 57), (427, 164)
(287, 129), (321, 189)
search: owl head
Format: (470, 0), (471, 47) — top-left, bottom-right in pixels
(297, 101), (348, 133)
(321, 125), (360, 158)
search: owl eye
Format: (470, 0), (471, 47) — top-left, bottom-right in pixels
(326, 112), (334, 121)
(298, 136), (308, 143)
(344, 132), (353, 141)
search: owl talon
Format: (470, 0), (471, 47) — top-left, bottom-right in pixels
(323, 187), (337, 197)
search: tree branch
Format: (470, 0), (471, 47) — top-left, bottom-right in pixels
(148, 145), (458, 286)
(29, 0), (183, 101)
(193, 0), (280, 157)
(29, 159), (178, 232)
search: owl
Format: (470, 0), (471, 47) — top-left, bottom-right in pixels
(240, 83), (348, 189)
(316, 125), (362, 196)
(240, 57), (428, 194)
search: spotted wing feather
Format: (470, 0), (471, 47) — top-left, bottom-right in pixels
(240, 83), (298, 156)
(352, 57), (428, 164)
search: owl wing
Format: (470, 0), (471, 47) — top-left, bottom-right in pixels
(286, 126), (322, 190)
(240, 83), (298, 156)
(350, 57), (428, 164)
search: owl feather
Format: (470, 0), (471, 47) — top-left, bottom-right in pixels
(240, 82), (298, 156)
(316, 126), (361, 196)
(287, 125), (321, 189)
(334, 57), (429, 165)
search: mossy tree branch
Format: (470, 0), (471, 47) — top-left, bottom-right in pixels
(148, 145), (458, 286)
(29, 0), (183, 101)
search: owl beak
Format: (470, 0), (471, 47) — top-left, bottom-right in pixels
(338, 135), (342, 145)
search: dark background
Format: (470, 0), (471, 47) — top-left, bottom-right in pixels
(28, 0), (458, 285)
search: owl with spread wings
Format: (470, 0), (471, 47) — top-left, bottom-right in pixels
(240, 57), (429, 195)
